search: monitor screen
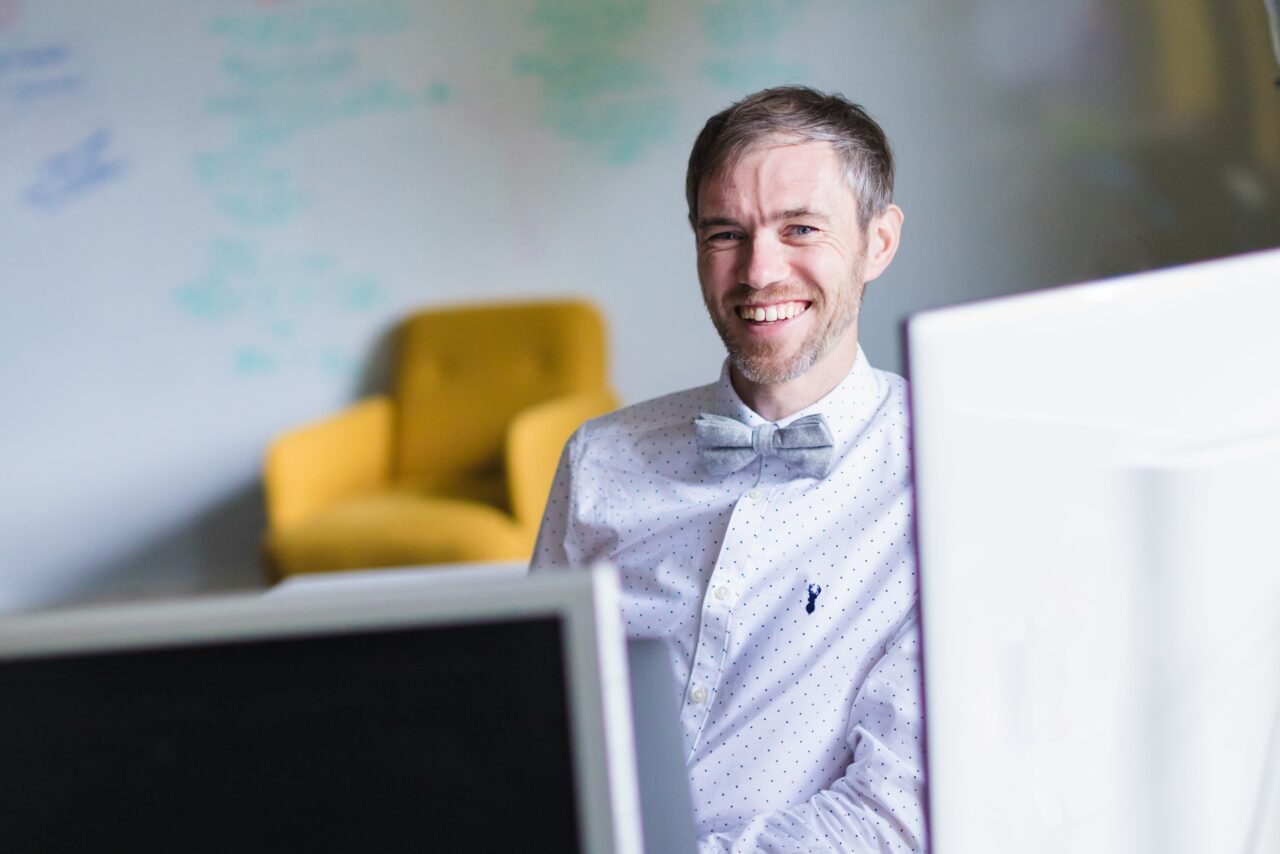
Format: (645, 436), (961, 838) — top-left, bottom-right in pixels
(0, 617), (579, 853)
(0, 568), (662, 854)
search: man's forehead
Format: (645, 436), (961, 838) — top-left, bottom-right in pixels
(697, 139), (853, 216)
(709, 137), (841, 185)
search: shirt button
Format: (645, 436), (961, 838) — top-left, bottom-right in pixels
(714, 585), (730, 601)
(748, 489), (762, 500)
(690, 687), (708, 704)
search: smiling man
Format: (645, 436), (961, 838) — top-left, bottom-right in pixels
(533, 86), (923, 852)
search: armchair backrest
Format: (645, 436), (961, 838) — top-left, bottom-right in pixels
(392, 300), (609, 503)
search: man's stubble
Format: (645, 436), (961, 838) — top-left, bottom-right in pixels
(703, 247), (867, 386)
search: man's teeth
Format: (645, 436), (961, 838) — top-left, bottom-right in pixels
(737, 302), (806, 322)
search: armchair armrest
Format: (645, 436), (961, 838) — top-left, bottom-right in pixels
(264, 395), (395, 532)
(505, 389), (620, 532)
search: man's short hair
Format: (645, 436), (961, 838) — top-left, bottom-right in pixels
(685, 85), (895, 231)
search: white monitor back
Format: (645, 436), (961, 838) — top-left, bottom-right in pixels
(908, 249), (1280, 854)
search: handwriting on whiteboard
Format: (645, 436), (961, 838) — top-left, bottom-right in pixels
(175, 238), (384, 378)
(177, 240), (381, 321)
(24, 129), (127, 211)
(199, 1), (448, 225)
(180, 0), (442, 378)
(208, 0), (411, 49)
(516, 0), (675, 164)
(0, 43), (86, 110)
(697, 0), (809, 91)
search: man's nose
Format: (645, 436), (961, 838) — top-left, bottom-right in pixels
(738, 234), (789, 289)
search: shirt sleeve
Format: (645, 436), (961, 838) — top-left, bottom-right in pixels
(696, 616), (926, 853)
(528, 429), (579, 574)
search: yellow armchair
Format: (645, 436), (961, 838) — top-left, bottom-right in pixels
(263, 300), (618, 579)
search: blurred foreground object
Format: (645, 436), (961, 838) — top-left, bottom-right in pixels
(263, 300), (618, 579)
(909, 248), (1280, 854)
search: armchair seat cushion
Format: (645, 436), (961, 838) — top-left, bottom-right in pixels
(266, 488), (534, 576)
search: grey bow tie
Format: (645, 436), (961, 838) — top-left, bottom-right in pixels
(694, 413), (835, 478)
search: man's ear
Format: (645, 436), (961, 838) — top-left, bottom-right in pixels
(861, 204), (904, 284)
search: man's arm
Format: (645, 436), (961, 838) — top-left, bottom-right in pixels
(529, 432), (579, 573)
(698, 617), (926, 853)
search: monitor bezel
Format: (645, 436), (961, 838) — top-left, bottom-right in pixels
(0, 565), (643, 854)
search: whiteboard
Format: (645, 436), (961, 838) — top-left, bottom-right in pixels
(2, 0), (1276, 608)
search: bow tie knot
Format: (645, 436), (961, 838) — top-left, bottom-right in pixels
(694, 413), (835, 479)
(751, 423), (779, 455)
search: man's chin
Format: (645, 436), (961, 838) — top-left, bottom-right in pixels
(729, 348), (811, 386)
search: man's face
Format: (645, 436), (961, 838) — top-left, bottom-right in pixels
(695, 140), (869, 386)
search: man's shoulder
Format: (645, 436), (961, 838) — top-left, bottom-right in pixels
(865, 366), (912, 452)
(871, 365), (910, 413)
(876, 364), (908, 392)
(571, 380), (718, 449)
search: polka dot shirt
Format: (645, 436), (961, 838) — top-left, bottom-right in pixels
(532, 349), (924, 852)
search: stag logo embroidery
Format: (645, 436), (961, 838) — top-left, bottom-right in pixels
(805, 583), (822, 614)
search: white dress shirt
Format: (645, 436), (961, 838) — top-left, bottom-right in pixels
(531, 348), (924, 852)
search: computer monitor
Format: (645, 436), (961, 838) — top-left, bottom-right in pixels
(0, 566), (683, 853)
(908, 248), (1280, 854)
(269, 563), (699, 854)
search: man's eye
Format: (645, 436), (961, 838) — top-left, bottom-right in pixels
(707, 231), (742, 242)
(790, 225), (817, 236)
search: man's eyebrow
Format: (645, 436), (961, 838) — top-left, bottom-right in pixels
(696, 216), (742, 230)
(697, 209), (831, 229)
(776, 207), (829, 222)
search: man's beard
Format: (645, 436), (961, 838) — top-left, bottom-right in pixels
(704, 276), (864, 386)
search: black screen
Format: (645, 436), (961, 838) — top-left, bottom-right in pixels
(0, 617), (580, 853)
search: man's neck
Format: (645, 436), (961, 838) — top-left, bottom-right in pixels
(730, 337), (860, 423)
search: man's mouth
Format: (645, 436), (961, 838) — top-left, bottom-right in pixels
(736, 300), (809, 323)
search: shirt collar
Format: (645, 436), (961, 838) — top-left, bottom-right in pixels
(710, 345), (881, 446)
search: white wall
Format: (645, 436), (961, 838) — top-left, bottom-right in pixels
(1, 0), (1276, 609)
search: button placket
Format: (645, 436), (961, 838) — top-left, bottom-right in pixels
(679, 483), (767, 754)
(681, 582), (733, 743)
